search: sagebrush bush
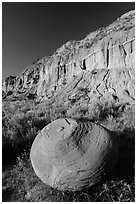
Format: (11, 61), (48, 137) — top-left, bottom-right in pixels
(66, 105), (88, 118)
(2, 102), (51, 164)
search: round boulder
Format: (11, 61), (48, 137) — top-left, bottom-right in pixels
(30, 118), (118, 191)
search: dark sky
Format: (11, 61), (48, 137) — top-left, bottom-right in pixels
(2, 2), (135, 79)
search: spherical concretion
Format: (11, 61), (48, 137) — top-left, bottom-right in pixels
(30, 118), (118, 191)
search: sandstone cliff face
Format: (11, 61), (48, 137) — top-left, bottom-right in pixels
(2, 10), (135, 104)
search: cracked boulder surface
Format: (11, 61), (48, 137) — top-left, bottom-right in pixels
(30, 118), (118, 191)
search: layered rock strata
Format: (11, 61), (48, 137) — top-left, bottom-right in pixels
(2, 10), (135, 104)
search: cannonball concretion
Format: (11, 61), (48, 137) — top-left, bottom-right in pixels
(30, 118), (118, 191)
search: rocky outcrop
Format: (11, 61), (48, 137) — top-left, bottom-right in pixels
(30, 118), (118, 191)
(2, 76), (16, 97)
(2, 10), (135, 104)
(50, 67), (134, 110)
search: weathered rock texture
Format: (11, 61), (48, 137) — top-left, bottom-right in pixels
(30, 118), (118, 191)
(2, 10), (135, 105)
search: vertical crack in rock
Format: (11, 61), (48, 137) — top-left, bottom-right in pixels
(57, 66), (60, 81)
(96, 83), (103, 100)
(106, 47), (109, 67)
(64, 65), (66, 75)
(102, 70), (110, 91)
(82, 59), (86, 70)
(119, 44), (127, 66)
(131, 40), (133, 53)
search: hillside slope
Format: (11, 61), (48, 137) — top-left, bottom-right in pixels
(3, 10), (135, 107)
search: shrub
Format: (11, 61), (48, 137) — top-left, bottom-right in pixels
(2, 103), (52, 165)
(49, 103), (67, 121)
(66, 105), (88, 118)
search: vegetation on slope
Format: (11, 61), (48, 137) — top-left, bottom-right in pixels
(2, 98), (135, 202)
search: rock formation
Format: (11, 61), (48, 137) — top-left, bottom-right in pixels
(30, 118), (118, 191)
(2, 10), (135, 105)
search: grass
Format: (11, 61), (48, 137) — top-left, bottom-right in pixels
(2, 99), (135, 201)
(2, 152), (134, 202)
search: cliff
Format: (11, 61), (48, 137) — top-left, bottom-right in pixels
(2, 10), (135, 105)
